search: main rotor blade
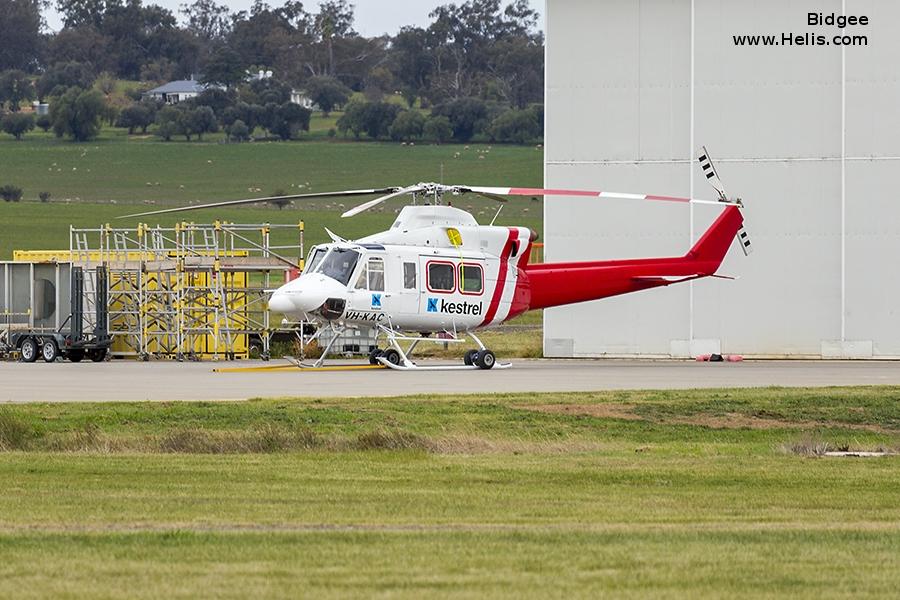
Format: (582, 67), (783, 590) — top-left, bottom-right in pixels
(457, 188), (510, 204)
(463, 186), (740, 206)
(341, 185), (426, 218)
(118, 188), (400, 219)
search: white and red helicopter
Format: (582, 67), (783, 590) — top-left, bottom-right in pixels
(124, 148), (750, 370)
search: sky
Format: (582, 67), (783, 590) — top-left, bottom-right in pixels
(43, 0), (545, 36)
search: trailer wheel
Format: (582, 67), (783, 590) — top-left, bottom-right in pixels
(20, 338), (38, 363)
(41, 339), (59, 363)
(68, 350), (85, 363)
(88, 348), (107, 362)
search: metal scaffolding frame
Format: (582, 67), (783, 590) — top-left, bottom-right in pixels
(68, 221), (304, 360)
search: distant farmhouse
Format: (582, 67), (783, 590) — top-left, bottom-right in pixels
(144, 80), (209, 104)
(290, 90), (316, 110)
(145, 73), (317, 110)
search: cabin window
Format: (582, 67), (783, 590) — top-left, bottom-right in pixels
(316, 248), (360, 285)
(427, 262), (455, 292)
(403, 262), (417, 289)
(459, 264), (483, 295)
(367, 257), (385, 291)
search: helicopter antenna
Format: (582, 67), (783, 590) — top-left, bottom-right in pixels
(490, 204), (503, 225)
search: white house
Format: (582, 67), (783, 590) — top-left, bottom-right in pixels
(144, 80), (209, 104)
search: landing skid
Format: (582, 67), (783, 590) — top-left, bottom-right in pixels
(377, 358), (512, 371)
(293, 322), (510, 371)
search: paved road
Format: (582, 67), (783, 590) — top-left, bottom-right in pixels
(1, 359), (898, 402)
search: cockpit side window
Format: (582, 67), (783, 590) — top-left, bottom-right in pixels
(353, 257), (385, 291)
(305, 247), (326, 274)
(316, 248), (361, 285)
(354, 261), (368, 289)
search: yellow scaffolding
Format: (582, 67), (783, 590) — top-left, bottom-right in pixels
(13, 220), (304, 360)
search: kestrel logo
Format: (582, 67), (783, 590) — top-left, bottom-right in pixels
(371, 293), (382, 308)
(426, 297), (482, 315)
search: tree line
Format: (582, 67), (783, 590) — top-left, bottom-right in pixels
(0, 0), (543, 143)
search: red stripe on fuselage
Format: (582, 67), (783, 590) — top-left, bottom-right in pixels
(480, 228), (518, 326)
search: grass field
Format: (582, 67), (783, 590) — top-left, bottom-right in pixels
(0, 130), (543, 259)
(0, 387), (897, 598)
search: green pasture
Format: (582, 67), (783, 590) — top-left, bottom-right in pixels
(0, 131), (544, 259)
(0, 387), (897, 598)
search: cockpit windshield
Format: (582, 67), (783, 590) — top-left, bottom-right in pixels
(314, 247), (361, 285)
(304, 246), (327, 274)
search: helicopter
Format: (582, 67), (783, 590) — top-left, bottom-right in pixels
(123, 148), (751, 370)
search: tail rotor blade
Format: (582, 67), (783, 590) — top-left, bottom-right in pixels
(698, 146), (729, 202)
(737, 226), (753, 256)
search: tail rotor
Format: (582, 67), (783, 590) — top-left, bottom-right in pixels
(698, 146), (753, 256)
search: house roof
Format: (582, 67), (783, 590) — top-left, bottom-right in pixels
(146, 80), (207, 95)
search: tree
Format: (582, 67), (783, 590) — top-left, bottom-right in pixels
(335, 100), (401, 140)
(56, 0), (108, 28)
(116, 103), (154, 134)
(0, 0), (42, 71)
(389, 27), (432, 107)
(389, 110), (425, 142)
(185, 105), (217, 140)
(1, 113), (35, 140)
(0, 70), (34, 112)
(312, 0), (356, 76)
(432, 97), (489, 142)
(263, 102), (311, 141)
(154, 105), (182, 141)
(50, 87), (106, 141)
(301, 76), (350, 116)
(221, 101), (262, 134)
(0, 185), (23, 202)
(336, 100), (366, 138)
(488, 108), (540, 143)
(227, 119), (250, 142)
(35, 114), (53, 132)
(423, 115), (452, 143)
(200, 46), (246, 87)
(37, 62), (96, 100)
(245, 77), (292, 106)
(365, 102), (401, 140)
(47, 26), (113, 73)
(191, 87), (234, 116)
(180, 0), (232, 41)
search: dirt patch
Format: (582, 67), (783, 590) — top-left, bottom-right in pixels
(671, 413), (894, 434)
(517, 404), (894, 434)
(520, 403), (644, 421)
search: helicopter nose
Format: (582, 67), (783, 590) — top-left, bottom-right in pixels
(267, 291), (295, 314)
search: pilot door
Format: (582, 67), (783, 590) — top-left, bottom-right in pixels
(347, 255), (387, 316)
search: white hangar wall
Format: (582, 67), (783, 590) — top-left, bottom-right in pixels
(543, 0), (900, 358)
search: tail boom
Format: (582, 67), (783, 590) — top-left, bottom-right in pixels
(522, 206), (743, 311)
